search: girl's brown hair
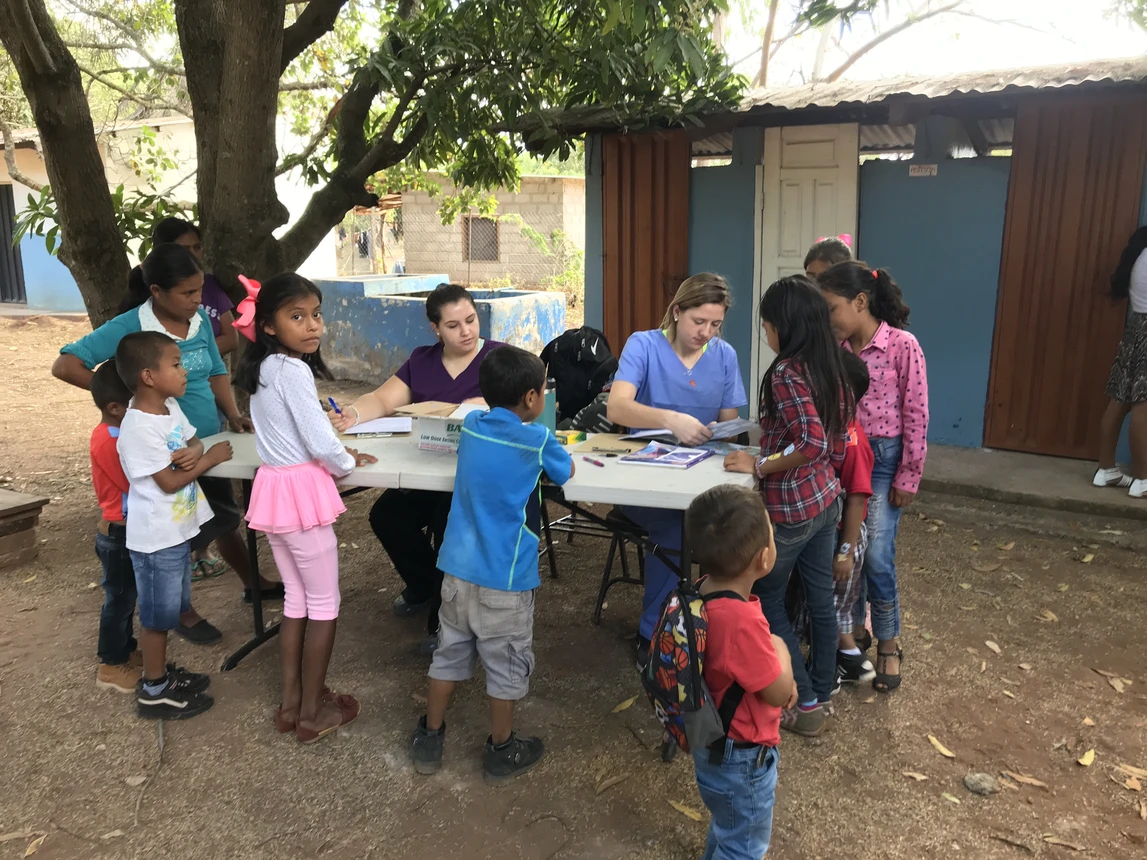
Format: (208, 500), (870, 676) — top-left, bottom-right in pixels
(660, 273), (733, 340)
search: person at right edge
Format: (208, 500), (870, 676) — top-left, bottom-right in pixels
(410, 346), (574, 784)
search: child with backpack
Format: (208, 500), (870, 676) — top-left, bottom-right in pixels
(681, 484), (796, 858)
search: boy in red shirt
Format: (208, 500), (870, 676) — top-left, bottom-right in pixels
(685, 485), (797, 858)
(90, 361), (142, 693)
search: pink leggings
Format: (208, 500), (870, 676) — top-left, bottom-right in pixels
(266, 525), (340, 621)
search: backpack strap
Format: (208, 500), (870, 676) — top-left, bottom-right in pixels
(701, 590), (747, 604)
(702, 587), (751, 765)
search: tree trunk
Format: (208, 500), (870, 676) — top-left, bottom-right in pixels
(0, 0), (129, 327)
(753, 0), (781, 88)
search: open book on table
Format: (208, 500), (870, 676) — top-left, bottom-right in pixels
(618, 442), (714, 469)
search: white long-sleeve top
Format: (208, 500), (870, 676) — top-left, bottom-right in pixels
(250, 354), (355, 478)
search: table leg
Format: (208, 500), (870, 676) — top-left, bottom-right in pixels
(220, 478), (280, 671)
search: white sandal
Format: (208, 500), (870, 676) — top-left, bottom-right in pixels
(1130, 478), (1147, 499)
(1093, 467), (1133, 488)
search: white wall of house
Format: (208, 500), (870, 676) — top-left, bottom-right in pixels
(401, 175), (585, 287)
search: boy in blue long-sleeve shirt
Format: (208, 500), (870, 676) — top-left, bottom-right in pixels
(411, 345), (574, 785)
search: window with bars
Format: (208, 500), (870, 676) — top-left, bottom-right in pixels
(462, 216), (499, 262)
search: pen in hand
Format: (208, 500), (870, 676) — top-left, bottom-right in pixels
(327, 397), (342, 415)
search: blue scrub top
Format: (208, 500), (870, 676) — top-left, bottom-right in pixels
(614, 330), (747, 424)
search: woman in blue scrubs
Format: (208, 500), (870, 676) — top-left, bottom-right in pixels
(606, 273), (748, 655)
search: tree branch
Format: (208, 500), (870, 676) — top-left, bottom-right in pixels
(0, 115), (44, 190)
(74, 61), (190, 117)
(275, 117), (332, 175)
(10, 0), (56, 73)
(278, 78), (341, 91)
(60, 0), (185, 78)
(752, 0), (781, 88)
(281, 0), (350, 72)
(824, 0), (966, 83)
(63, 40), (132, 52)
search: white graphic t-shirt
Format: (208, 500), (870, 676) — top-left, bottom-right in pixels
(118, 398), (214, 553)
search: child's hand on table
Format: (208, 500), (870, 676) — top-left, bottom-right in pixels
(206, 441), (233, 464)
(229, 415), (254, 433)
(723, 451), (756, 474)
(346, 447), (376, 467)
(170, 446), (201, 471)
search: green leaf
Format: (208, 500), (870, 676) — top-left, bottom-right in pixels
(45, 225), (58, 255)
(652, 35), (675, 74)
(632, 0), (647, 32)
(603, 2), (621, 35)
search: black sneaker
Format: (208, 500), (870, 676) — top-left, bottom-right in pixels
(483, 733), (545, 785)
(393, 591), (429, 618)
(166, 663), (210, 695)
(411, 716), (445, 775)
(837, 650), (876, 685)
(136, 676), (215, 720)
(243, 582), (286, 604)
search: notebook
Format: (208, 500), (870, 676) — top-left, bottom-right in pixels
(618, 442), (714, 469)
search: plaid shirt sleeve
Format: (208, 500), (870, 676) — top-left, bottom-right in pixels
(772, 366), (829, 462)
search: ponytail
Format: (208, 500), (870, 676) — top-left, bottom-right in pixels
(117, 243), (203, 315)
(817, 260), (911, 329)
(1111, 226), (1147, 301)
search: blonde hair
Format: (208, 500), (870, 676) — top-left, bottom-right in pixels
(660, 273), (732, 340)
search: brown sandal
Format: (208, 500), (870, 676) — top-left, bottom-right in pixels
(274, 686), (334, 733)
(295, 694), (360, 744)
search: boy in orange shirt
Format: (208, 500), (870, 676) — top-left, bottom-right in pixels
(685, 485), (797, 857)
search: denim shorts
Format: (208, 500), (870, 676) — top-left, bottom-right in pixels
(130, 542), (192, 631)
(428, 574), (535, 700)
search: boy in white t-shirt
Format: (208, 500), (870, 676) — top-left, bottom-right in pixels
(114, 331), (233, 719)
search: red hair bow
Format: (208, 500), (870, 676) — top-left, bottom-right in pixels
(816, 232), (853, 248)
(233, 275), (261, 343)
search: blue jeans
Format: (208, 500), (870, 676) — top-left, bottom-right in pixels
(619, 506), (682, 640)
(130, 542), (192, 631)
(96, 528), (138, 665)
(852, 436), (903, 641)
(693, 742), (779, 859)
(752, 495), (842, 705)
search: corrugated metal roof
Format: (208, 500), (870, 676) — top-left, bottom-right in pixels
(740, 57), (1147, 114)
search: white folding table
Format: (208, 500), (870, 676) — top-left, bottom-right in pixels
(202, 431), (755, 670)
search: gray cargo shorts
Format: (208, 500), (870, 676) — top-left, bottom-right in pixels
(428, 574), (536, 701)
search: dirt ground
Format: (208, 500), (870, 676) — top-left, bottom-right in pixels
(1, 315), (1146, 860)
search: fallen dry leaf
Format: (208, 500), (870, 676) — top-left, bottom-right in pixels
(1058, 582), (1071, 591)
(410, 692), (427, 706)
(986, 640), (1002, 655)
(1019, 663), (1034, 671)
(22, 575), (35, 584)
(959, 582), (972, 590)
(1140, 799), (1147, 820)
(124, 775), (147, 787)
(87, 582), (98, 589)
(0, 834), (36, 845)
(611, 695), (639, 714)
(1092, 668), (1118, 678)
(1109, 677), (1127, 694)
(1082, 717), (1095, 727)
(973, 563), (1001, 573)
(1125, 776), (1142, 792)
(1077, 749), (1095, 767)
(960, 605), (975, 611)
(863, 695), (876, 704)
(990, 833), (1033, 853)
(1041, 835), (1086, 851)
(1081, 554), (1094, 564)
(1040, 609), (1059, 622)
(966, 647), (979, 655)
(940, 792), (961, 804)
(24, 835), (45, 857)
(100, 830), (125, 840)
(928, 735), (956, 758)
(1003, 690), (1016, 699)
(1002, 770), (1049, 789)
(902, 771), (929, 781)
(595, 772), (631, 794)
(998, 541), (1016, 551)
(1117, 763), (1147, 779)
(668, 800), (703, 822)
(981, 661), (988, 674)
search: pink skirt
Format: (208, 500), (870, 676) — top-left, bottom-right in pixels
(245, 461), (346, 534)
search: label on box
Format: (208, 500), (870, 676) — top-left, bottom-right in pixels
(417, 416), (464, 453)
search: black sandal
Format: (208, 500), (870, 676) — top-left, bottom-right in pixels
(873, 647), (903, 693)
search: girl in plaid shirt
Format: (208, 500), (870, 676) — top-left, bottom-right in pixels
(724, 276), (854, 737)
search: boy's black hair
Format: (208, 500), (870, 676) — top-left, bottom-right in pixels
(758, 275), (855, 439)
(91, 359), (132, 409)
(234, 273), (331, 394)
(119, 243), (203, 315)
(840, 350), (870, 401)
(686, 485), (773, 581)
(426, 283), (476, 324)
(478, 345), (545, 409)
(115, 331), (177, 393)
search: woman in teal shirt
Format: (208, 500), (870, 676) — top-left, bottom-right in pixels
(53, 244), (281, 642)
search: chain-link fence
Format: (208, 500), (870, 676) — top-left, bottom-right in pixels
(335, 209), (404, 276)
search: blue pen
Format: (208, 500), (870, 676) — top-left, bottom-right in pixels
(327, 397), (342, 415)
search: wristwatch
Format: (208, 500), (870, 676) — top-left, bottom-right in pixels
(836, 541), (854, 562)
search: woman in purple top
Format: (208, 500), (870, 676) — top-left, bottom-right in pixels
(153, 218), (237, 357)
(332, 284), (505, 650)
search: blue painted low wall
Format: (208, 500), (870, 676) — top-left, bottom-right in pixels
(859, 157), (1011, 449)
(20, 235), (86, 312)
(315, 277), (566, 382)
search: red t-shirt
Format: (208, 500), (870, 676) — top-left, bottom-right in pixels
(703, 594), (783, 747)
(90, 423), (129, 522)
(839, 420), (874, 517)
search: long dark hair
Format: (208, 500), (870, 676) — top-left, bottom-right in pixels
(818, 260), (910, 329)
(118, 243), (203, 314)
(759, 275), (854, 438)
(1111, 226), (1147, 301)
(152, 217), (200, 245)
(234, 273), (332, 395)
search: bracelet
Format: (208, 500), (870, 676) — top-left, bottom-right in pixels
(753, 456), (767, 480)
(348, 405), (360, 427)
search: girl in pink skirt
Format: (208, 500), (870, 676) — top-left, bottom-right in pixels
(234, 272), (376, 743)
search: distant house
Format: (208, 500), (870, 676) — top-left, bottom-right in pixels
(581, 57), (1147, 463)
(402, 174), (585, 288)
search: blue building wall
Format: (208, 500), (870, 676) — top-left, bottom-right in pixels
(858, 157), (1011, 448)
(688, 128), (762, 415)
(583, 135), (604, 332)
(20, 235), (86, 312)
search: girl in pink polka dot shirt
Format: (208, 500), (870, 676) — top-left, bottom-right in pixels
(817, 261), (929, 693)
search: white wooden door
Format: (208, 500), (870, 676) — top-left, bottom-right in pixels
(750, 124), (859, 413)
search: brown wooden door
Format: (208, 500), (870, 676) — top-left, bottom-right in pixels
(985, 93), (1147, 458)
(600, 130), (691, 351)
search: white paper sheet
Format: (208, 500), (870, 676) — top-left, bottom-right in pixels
(344, 416), (413, 435)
